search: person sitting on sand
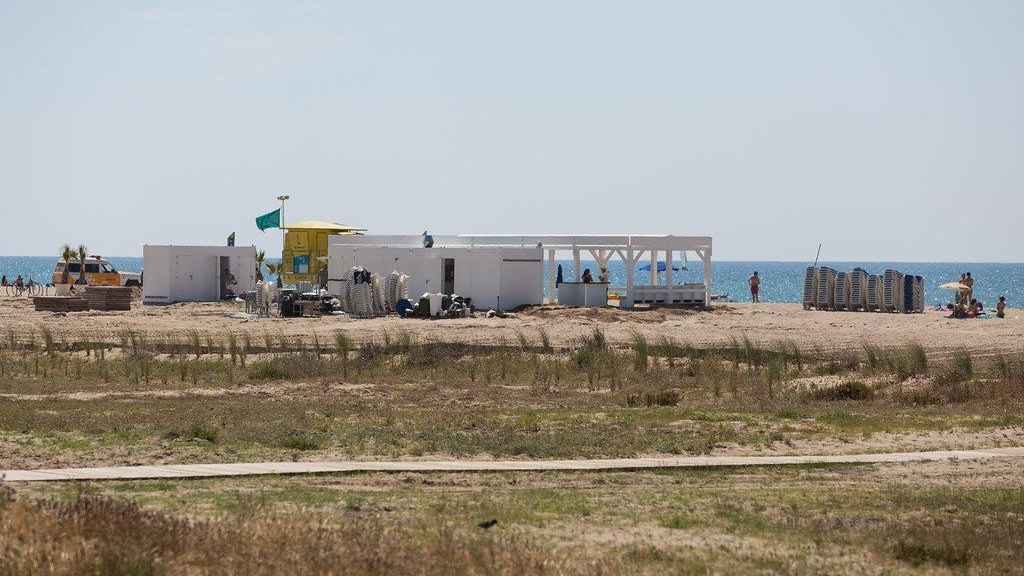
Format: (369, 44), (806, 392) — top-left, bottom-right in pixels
(749, 271), (760, 303)
(966, 299), (980, 318)
(997, 296), (1006, 318)
(581, 268), (593, 283)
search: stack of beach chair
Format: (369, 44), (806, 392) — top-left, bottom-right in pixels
(883, 269), (903, 312)
(816, 267), (836, 310)
(902, 275), (915, 314)
(866, 275), (883, 311)
(343, 267), (388, 318)
(802, 267), (922, 314)
(912, 276), (924, 313)
(848, 268), (868, 311)
(833, 271), (849, 310)
(802, 267), (818, 310)
(383, 271), (409, 314)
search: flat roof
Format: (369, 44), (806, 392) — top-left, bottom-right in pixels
(283, 220), (365, 232)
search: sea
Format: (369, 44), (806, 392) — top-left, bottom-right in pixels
(1, 256), (1021, 308)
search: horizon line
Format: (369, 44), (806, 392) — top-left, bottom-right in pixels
(2, 254), (1023, 265)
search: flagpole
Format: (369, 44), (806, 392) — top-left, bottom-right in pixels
(276, 195), (289, 284)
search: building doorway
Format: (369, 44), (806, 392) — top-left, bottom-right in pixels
(442, 258), (455, 295)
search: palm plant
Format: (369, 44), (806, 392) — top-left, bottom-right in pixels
(60, 244), (74, 284)
(255, 250), (266, 282)
(265, 261), (283, 288)
(76, 245), (88, 285)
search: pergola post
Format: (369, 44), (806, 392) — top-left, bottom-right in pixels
(572, 246), (581, 282)
(664, 247), (673, 287)
(701, 247), (713, 308)
(649, 249), (657, 285)
(624, 247), (634, 308)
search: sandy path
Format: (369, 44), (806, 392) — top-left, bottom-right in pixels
(2, 296), (1021, 355)
(5, 447), (1023, 482)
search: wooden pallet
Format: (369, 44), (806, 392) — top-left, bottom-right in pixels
(32, 296), (90, 312)
(83, 286), (132, 311)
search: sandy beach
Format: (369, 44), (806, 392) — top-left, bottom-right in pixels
(1, 295), (1020, 356)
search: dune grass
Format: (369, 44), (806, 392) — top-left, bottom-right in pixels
(0, 326), (1022, 470)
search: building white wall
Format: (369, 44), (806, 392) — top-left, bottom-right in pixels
(328, 244), (543, 310)
(143, 245), (257, 304)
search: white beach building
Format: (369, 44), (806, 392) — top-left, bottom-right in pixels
(328, 234), (712, 310)
(142, 245), (257, 304)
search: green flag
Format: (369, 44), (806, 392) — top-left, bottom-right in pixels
(256, 208), (281, 231)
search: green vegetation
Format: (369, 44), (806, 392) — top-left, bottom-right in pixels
(7, 463), (1023, 575)
(1, 327), (1022, 468)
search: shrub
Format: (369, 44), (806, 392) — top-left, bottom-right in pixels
(809, 381), (873, 401)
(630, 331), (649, 373)
(279, 431), (324, 451)
(625, 388), (680, 408)
(537, 328), (553, 353)
(189, 424), (219, 444)
(863, 343), (883, 372)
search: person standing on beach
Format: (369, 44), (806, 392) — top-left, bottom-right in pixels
(749, 271), (760, 303)
(997, 296), (1006, 318)
(964, 272), (974, 301)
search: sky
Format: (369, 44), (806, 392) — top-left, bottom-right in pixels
(1, 1), (1021, 261)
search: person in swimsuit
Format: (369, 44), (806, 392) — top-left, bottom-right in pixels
(997, 296), (1006, 318)
(749, 271), (760, 303)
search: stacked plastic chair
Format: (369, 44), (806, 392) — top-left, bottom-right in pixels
(848, 268), (868, 311)
(833, 271), (849, 310)
(912, 275), (924, 312)
(346, 267), (376, 318)
(802, 267), (818, 310)
(902, 275), (915, 314)
(883, 269), (903, 312)
(370, 274), (385, 316)
(384, 271), (411, 314)
(816, 267), (836, 310)
(866, 275), (882, 311)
